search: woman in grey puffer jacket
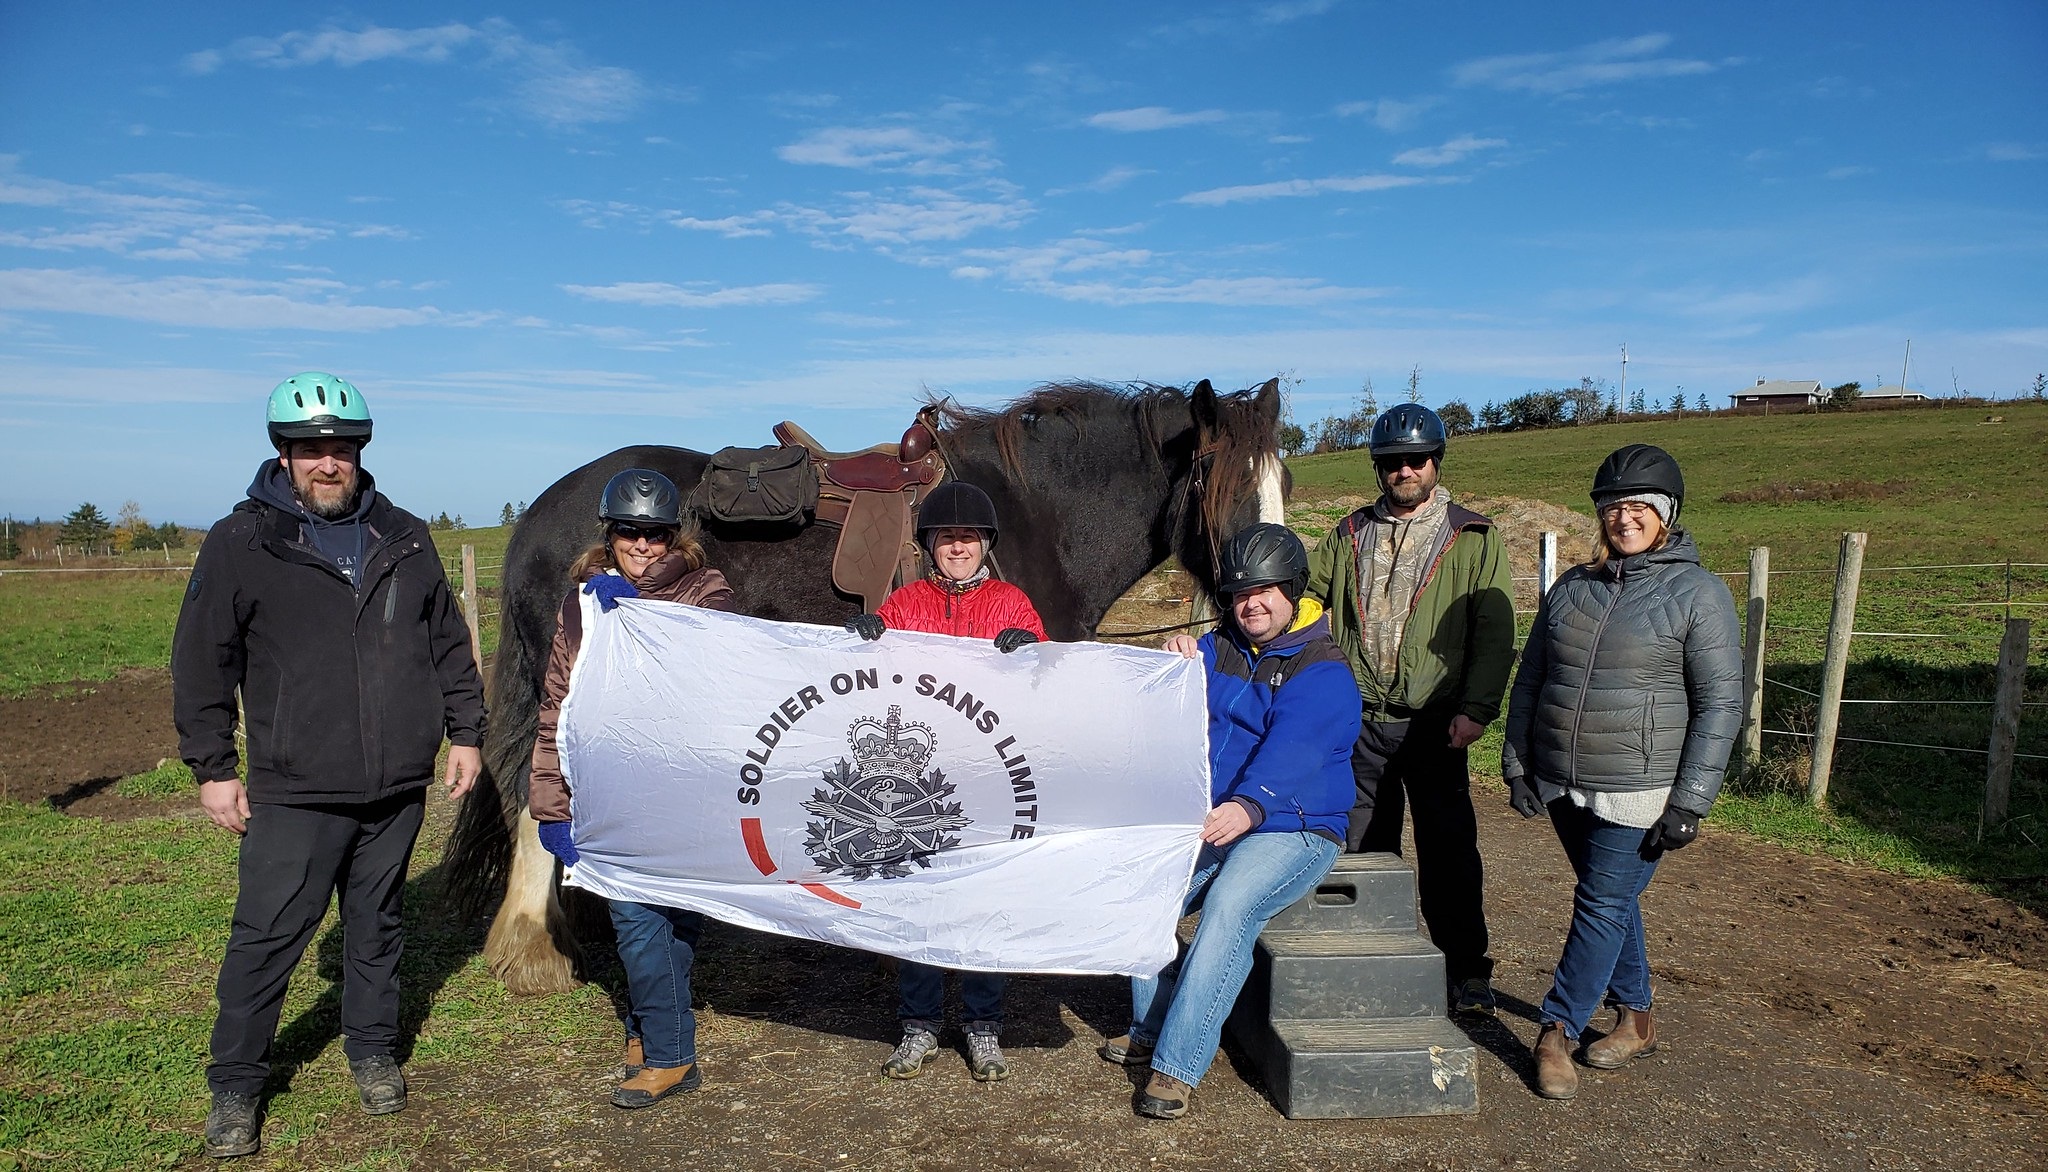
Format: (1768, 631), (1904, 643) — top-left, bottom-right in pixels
(1502, 444), (1742, 1101)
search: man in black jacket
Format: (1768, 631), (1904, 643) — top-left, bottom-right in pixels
(173, 372), (484, 1160)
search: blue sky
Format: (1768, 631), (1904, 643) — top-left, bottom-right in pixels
(2, 2), (2043, 525)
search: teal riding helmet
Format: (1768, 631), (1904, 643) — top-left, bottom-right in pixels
(267, 371), (372, 448)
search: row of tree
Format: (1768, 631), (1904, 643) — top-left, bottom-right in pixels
(2, 503), (191, 559)
(1286, 372), (1706, 454)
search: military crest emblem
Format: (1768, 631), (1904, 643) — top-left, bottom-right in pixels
(802, 705), (971, 880)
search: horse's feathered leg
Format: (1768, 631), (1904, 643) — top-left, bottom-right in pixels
(484, 807), (582, 995)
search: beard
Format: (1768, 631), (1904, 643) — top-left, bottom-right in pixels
(295, 469), (360, 519)
(1382, 470), (1437, 509)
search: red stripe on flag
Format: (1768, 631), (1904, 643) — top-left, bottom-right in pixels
(741, 818), (776, 876)
(800, 883), (861, 909)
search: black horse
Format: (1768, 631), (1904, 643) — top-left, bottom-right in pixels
(448, 378), (1284, 993)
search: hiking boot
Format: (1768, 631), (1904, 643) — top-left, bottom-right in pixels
(203, 1090), (260, 1159)
(613, 1037), (645, 1080)
(1584, 1006), (1658, 1069)
(1533, 1023), (1579, 1101)
(1134, 1071), (1193, 1120)
(881, 1028), (940, 1079)
(1097, 1033), (1155, 1067)
(966, 1032), (1010, 1082)
(610, 1062), (701, 1109)
(1451, 977), (1497, 1017)
(349, 1054), (407, 1116)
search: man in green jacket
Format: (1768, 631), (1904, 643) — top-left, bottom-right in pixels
(1304, 404), (1516, 1014)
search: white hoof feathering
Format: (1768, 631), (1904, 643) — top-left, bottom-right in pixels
(484, 809), (581, 995)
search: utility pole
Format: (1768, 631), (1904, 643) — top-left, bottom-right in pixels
(1900, 339), (1911, 396)
(1620, 343), (1628, 412)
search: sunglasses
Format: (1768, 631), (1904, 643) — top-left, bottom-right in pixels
(1373, 453), (1436, 472)
(608, 522), (674, 544)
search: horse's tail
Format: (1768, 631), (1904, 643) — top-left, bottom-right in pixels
(445, 616), (544, 919)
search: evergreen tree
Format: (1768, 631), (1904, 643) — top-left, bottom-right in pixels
(1405, 365), (1423, 405)
(1668, 393), (1686, 414)
(1695, 393), (1710, 413)
(1438, 401), (1475, 436)
(501, 502), (516, 527)
(59, 502), (113, 548)
(0, 517), (19, 561)
(2032, 373), (2045, 401)
(1628, 388), (1646, 414)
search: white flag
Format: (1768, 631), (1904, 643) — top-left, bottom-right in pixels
(557, 599), (1211, 976)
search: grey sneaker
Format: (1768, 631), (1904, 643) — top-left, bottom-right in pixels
(203, 1090), (260, 1159)
(881, 1028), (940, 1079)
(966, 1033), (1010, 1082)
(1451, 977), (1497, 1017)
(350, 1054), (407, 1115)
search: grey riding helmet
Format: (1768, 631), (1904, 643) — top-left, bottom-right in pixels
(1216, 522), (1309, 603)
(599, 469), (682, 527)
(915, 481), (1000, 551)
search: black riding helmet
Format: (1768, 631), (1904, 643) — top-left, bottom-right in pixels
(1369, 404), (1447, 460)
(600, 469), (683, 527)
(1590, 444), (1685, 521)
(1216, 522), (1309, 603)
(915, 481), (1000, 551)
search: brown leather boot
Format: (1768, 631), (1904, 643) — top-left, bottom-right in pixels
(1533, 1023), (1579, 1101)
(1584, 1007), (1658, 1069)
(610, 1062), (701, 1109)
(614, 1037), (645, 1080)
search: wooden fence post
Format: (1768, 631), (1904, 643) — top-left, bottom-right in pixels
(1538, 532), (1558, 597)
(460, 544), (482, 670)
(1984, 617), (2031, 834)
(1807, 531), (1868, 806)
(1738, 546), (1770, 769)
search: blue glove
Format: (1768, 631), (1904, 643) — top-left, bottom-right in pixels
(583, 574), (639, 612)
(994, 627), (1039, 653)
(1644, 806), (1701, 851)
(536, 820), (580, 867)
(845, 613), (886, 641)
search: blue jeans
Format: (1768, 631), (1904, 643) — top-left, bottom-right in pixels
(898, 962), (1004, 1037)
(1129, 831), (1340, 1088)
(609, 900), (704, 1068)
(1538, 799), (1663, 1037)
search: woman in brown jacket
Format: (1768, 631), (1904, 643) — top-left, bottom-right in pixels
(531, 469), (733, 1109)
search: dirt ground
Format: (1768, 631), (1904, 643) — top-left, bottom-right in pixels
(5, 670), (2044, 1170)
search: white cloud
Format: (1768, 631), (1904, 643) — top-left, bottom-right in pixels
(1041, 276), (1385, 307)
(0, 164), (339, 262)
(1985, 142), (2047, 162)
(1393, 134), (1506, 167)
(1256, 0), (1337, 22)
(1087, 107), (1228, 133)
(1178, 173), (1439, 205)
(777, 126), (983, 174)
(784, 186), (1033, 245)
(1453, 34), (1717, 95)
(0, 269), (450, 330)
(1334, 97), (1436, 132)
(666, 213), (776, 238)
(561, 281), (823, 308)
(1046, 165), (1147, 196)
(1824, 165), (1873, 181)
(182, 19), (648, 128)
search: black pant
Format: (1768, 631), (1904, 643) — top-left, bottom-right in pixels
(208, 791), (425, 1095)
(1347, 713), (1493, 985)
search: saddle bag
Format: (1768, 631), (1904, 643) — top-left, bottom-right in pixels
(693, 444), (819, 524)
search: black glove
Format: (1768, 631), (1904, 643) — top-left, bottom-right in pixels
(993, 627), (1039, 654)
(845, 612), (886, 641)
(1645, 806), (1701, 851)
(1507, 776), (1543, 819)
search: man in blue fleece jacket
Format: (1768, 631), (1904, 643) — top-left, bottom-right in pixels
(1099, 523), (1363, 1120)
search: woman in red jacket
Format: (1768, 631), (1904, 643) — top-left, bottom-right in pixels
(844, 481), (1046, 1081)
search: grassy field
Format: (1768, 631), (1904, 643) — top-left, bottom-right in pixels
(0, 525), (511, 698)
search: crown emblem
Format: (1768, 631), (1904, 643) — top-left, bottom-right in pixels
(848, 706), (935, 775)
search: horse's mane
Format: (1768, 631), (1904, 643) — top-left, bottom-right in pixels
(926, 380), (1278, 536)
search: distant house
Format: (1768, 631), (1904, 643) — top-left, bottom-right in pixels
(1729, 378), (1825, 412)
(1860, 385), (1929, 402)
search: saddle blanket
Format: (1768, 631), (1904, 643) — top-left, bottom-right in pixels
(558, 601), (1210, 976)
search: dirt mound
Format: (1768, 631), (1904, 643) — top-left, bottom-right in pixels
(0, 668), (185, 817)
(1292, 495), (1597, 611)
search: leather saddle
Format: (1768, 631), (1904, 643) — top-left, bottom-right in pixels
(770, 407), (944, 613)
